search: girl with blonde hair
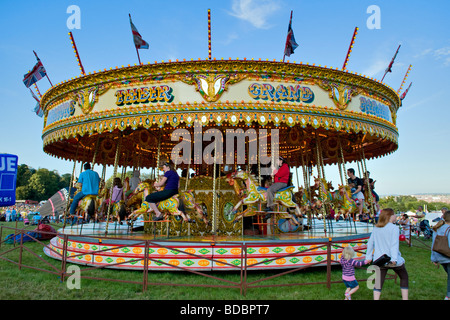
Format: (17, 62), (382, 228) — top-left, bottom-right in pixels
(340, 246), (369, 300)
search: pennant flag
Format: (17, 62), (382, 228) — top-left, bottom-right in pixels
(29, 89), (43, 117)
(23, 57), (47, 88)
(400, 82), (412, 101)
(381, 45), (401, 81)
(129, 14), (149, 49)
(284, 11), (299, 58)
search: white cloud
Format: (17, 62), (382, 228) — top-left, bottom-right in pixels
(413, 46), (450, 67)
(434, 46), (450, 57)
(229, 0), (281, 29)
(361, 59), (388, 77)
(220, 32), (239, 45)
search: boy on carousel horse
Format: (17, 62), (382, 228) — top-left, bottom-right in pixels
(69, 163), (100, 219)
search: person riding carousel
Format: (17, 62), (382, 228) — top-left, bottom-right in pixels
(265, 156), (290, 212)
(147, 161), (180, 221)
(70, 162), (100, 217)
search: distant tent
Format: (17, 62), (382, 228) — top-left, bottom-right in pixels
(38, 188), (71, 217)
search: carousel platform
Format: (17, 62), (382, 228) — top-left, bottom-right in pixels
(43, 219), (372, 271)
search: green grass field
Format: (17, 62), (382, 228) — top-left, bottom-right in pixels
(0, 221), (447, 301)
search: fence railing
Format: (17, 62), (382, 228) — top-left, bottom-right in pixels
(0, 225), (397, 296)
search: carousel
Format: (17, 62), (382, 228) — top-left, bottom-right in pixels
(39, 39), (402, 270)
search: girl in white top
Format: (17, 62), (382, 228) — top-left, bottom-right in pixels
(366, 208), (409, 300)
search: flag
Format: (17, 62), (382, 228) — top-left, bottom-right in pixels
(29, 88), (43, 117)
(284, 11), (299, 57)
(129, 14), (149, 49)
(23, 58), (47, 88)
(385, 45), (401, 74)
(400, 82), (412, 101)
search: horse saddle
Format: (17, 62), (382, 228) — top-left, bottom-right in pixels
(83, 194), (97, 201)
(257, 186), (294, 193)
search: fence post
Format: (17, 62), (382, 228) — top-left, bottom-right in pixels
(61, 234), (68, 283)
(143, 240), (149, 292)
(326, 238), (332, 289)
(241, 243), (247, 297)
(18, 229), (24, 271)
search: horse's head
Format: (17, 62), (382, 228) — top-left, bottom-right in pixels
(232, 170), (248, 180)
(338, 184), (351, 195)
(136, 181), (151, 193)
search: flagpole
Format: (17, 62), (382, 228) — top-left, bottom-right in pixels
(208, 9), (212, 60)
(397, 64), (412, 94)
(381, 44), (401, 82)
(68, 32), (86, 75)
(136, 47), (142, 65)
(342, 27), (358, 70)
(33, 51), (53, 87)
(400, 82), (412, 101)
(33, 83), (42, 98)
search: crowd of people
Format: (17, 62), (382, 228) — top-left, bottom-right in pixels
(0, 203), (40, 223)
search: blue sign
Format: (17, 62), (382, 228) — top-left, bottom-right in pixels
(0, 154), (18, 207)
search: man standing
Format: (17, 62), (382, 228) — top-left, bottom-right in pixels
(414, 205), (427, 237)
(70, 163), (100, 216)
(347, 168), (365, 219)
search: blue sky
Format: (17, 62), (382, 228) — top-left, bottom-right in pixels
(1, 0), (449, 196)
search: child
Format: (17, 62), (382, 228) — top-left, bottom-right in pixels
(340, 246), (369, 300)
(399, 214), (411, 245)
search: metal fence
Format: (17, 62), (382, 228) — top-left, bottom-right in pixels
(0, 224), (397, 296)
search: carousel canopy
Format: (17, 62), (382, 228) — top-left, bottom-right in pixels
(40, 59), (400, 169)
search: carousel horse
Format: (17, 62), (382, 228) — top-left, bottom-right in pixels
(333, 184), (358, 220)
(69, 184), (98, 223)
(96, 179), (128, 223)
(307, 177), (338, 218)
(229, 170), (301, 224)
(122, 176), (131, 198)
(96, 180), (108, 220)
(179, 190), (209, 226)
(127, 181), (193, 223)
(226, 172), (247, 198)
(293, 186), (312, 216)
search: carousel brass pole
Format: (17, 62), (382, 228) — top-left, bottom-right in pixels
(360, 145), (375, 219)
(101, 162), (107, 181)
(156, 130), (162, 173)
(302, 149), (314, 230)
(63, 138), (80, 229)
(212, 139), (217, 235)
(184, 162), (191, 191)
(315, 135), (327, 234)
(337, 152), (344, 186)
(91, 137), (101, 170)
(105, 135), (122, 235)
(338, 138), (347, 186)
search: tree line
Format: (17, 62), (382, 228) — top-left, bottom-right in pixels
(378, 195), (448, 213)
(16, 164), (72, 201)
(15, 164), (153, 202)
